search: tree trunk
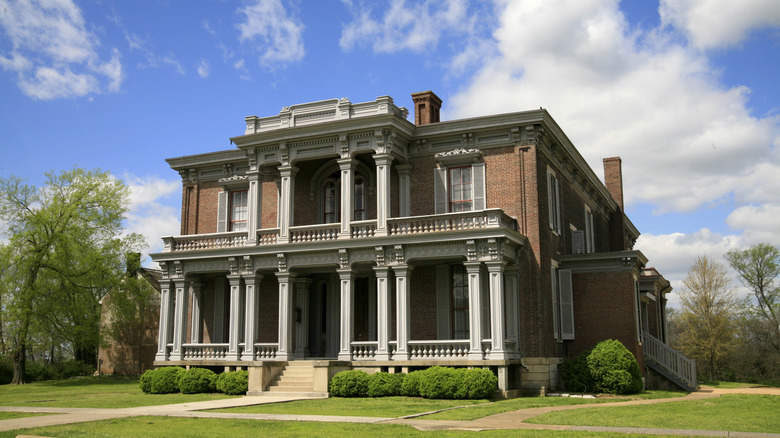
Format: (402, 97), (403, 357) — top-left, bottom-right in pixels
(11, 344), (26, 385)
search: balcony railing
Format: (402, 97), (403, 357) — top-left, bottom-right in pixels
(162, 209), (517, 252)
(182, 343), (229, 360)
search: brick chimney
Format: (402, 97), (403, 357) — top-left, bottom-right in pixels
(411, 91), (442, 125)
(603, 157), (624, 211)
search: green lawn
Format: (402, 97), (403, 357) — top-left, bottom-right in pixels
(0, 377), (238, 409)
(0, 416), (685, 438)
(0, 412), (51, 420)
(528, 394), (780, 434)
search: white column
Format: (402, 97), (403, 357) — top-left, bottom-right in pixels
(374, 153), (393, 236)
(393, 265), (413, 360)
(241, 275), (262, 361)
(155, 280), (174, 361)
(374, 266), (391, 360)
(504, 266), (520, 352)
(277, 165), (297, 244)
(337, 158), (354, 238)
(337, 269), (354, 361)
(190, 282), (203, 344)
(294, 278), (312, 359)
(396, 163), (411, 217)
(487, 261), (508, 359)
(170, 278), (189, 361)
(226, 275), (243, 361)
(276, 271), (297, 361)
(246, 171), (261, 244)
(465, 262), (484, 360)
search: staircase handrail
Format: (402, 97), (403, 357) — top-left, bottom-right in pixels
(642, 332), (697, 389)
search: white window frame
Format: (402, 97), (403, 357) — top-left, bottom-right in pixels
(434, 162), (486, 214)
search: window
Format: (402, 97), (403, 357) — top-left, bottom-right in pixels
(323, 179), (338, 223)
(354, 176), (365, 220)
(547, 169), (562, 233)
(229, 190), (248, 231)
(451, 265), (469, 340)
(551, 265), (574, 341)
(584, 206), (595, 253)
(433, 162), (486, 214)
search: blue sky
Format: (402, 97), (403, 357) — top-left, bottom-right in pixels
(1, 0), (779, 306)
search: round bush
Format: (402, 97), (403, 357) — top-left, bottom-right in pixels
(418, 366), (460, 399)
(150, 366), (184, 394)
(139, 368), (156, 394)
(562, 350), (595, 393)
(459, 368), (497, 399)
(366, 372), (405, 397)
(329, 370), (369, 397)
(217, 370), (248, 395)
(587, 339), (643, 394)
(401, 370), (425, 397)
(179, 367), (217, 394)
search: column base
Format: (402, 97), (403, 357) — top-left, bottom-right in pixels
(338, 352), (352, 361)
(155, 353), (168, 362)
(488, 349), (508, 360)
(468, 351), (484, 360)
(225, 352), (240, 361)
(241, 352), (255, 362)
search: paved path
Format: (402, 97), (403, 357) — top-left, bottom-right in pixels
(1, 387), (779, 437)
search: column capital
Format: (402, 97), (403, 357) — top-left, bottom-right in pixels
(337, 157), (356, 169)
(464, 261), (482, 273)
(226, 274), (243, 284)
(278, 164), (299, 176)
(275, 271), (298, 282)
(373, 265), (391, 278)
(392, 264), (414, 276)
(372, 152), (394, 166)
(337, 268), (353, 281)
(485, 260), (507, 272)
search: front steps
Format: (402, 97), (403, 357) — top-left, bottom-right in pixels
(263, 361), (327, 397)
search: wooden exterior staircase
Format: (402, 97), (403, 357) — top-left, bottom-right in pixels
(642, 332), (698, 392)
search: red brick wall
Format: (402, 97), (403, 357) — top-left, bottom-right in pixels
(410, 265), (437, 340)
(196, 181), (220, 234)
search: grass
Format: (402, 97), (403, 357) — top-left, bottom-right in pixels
(0, 416), (685, 438)
(699, 380), (760, 389)
(0, 376), (238, 409)
(0, 412), (51, 420)
(219, 396), (491, 417)
(528, 394), (780, 434)
(423, 390), (686, 421)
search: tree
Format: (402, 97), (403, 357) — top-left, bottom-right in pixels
(725, 243), (780, 354)
(0, 169), (143, 384)
(675, 256), (740, 381)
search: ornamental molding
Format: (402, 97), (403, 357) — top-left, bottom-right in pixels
(218, 174), (248, 184)
(434, 148), (480, 159)
(277, 253), (287, 272)
(338, 248), (349, 269)
(173, 260), (183, 278)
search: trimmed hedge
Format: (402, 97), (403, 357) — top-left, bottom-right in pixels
(329, 370), (369, 397)
(179, 367), (217, 394)
(150, 366), (185, 394)
(563, 339), (643, 395)
(366, 372), (405, 397)
(216, 370), (248, 395)
(331, 367), (497, 399)
(139, 369), (155, 394)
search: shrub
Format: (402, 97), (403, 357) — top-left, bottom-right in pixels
(459, 368), (498, 399)
(179, 367), (217, 394)
(217, 370), (248, 395)
(562, 350), (595, 392)
(401, 370), (425, 397)
(150, 366), (184, 394)
(139, 368), (156, 394)
(587, 339), (643, 395)
(418, 366), (460, 399)
(366, 372), (405, 397)
(329, 370), (369, 397)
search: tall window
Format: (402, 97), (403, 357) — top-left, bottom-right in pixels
(323, 179), (338, 223)
(451, 265), (469, 339)
(584, 206), (595, 253)
(229, 190), (248, 231)
(547, 170), (562, 233)
(354, 176), (365, 220)
(448, 166), (473, 212)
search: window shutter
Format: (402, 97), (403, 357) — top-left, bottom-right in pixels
(559, 269), (575, 340)
(436, 265), (451, 339)
(217, 190), (228, 233)
(547, 171), (554, 229)
(472, 162), (486, 211)
(550, 266), (560, 341)
(434, 167), (448, 214)
(572, 230), (585, 254)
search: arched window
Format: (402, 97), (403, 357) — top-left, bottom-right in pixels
(323, 179), (338, 223)
(354, 176), (365, 220)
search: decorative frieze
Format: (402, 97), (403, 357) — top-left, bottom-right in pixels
(173, 260), (183, 278)
(242, 255), (254, 275)
(277, 253), (287, 272)
(228, 257), (239, 275)
(339, 248), (349, 269)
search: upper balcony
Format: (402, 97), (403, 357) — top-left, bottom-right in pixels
(161, 209), (518, 253)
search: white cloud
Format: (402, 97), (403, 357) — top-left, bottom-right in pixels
(237, 0), (305, 67)
(0, 0), (124, 99)
(123, 174), (181, 261)
(197, 58), (210, 78)
(339, 0), (470, 53)
(659, 0), (780, 50)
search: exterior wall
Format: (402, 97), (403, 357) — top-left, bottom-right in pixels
(196, 180), (221, 234)
(261, 176), (278, 229)
(407, 155), (436, 217)
(409, 265), (437, 340)
(98, 288), (160, 376)
(570, 271), (642, 365)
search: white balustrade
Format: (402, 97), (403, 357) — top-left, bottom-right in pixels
(289, 224), (340, 242)
(351, 220), (377, 238)
(182, 343), (229, 360)
(408, 340), (471, 359)
(254, 343), (279, 360)
(351, 341), (378, 360)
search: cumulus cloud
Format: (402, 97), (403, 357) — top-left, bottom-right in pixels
(0, 0), (123, 99)
(237, 0), (305, 67)
(659, 0), (780, 49)
(122, 174), (181, 261)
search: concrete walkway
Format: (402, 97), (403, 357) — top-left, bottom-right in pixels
(1, 387), (778, 437)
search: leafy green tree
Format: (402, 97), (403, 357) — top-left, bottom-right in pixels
(675, 256), (739, 381)
(0, 169), (143, 384)
(725, 243), (780, 354)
